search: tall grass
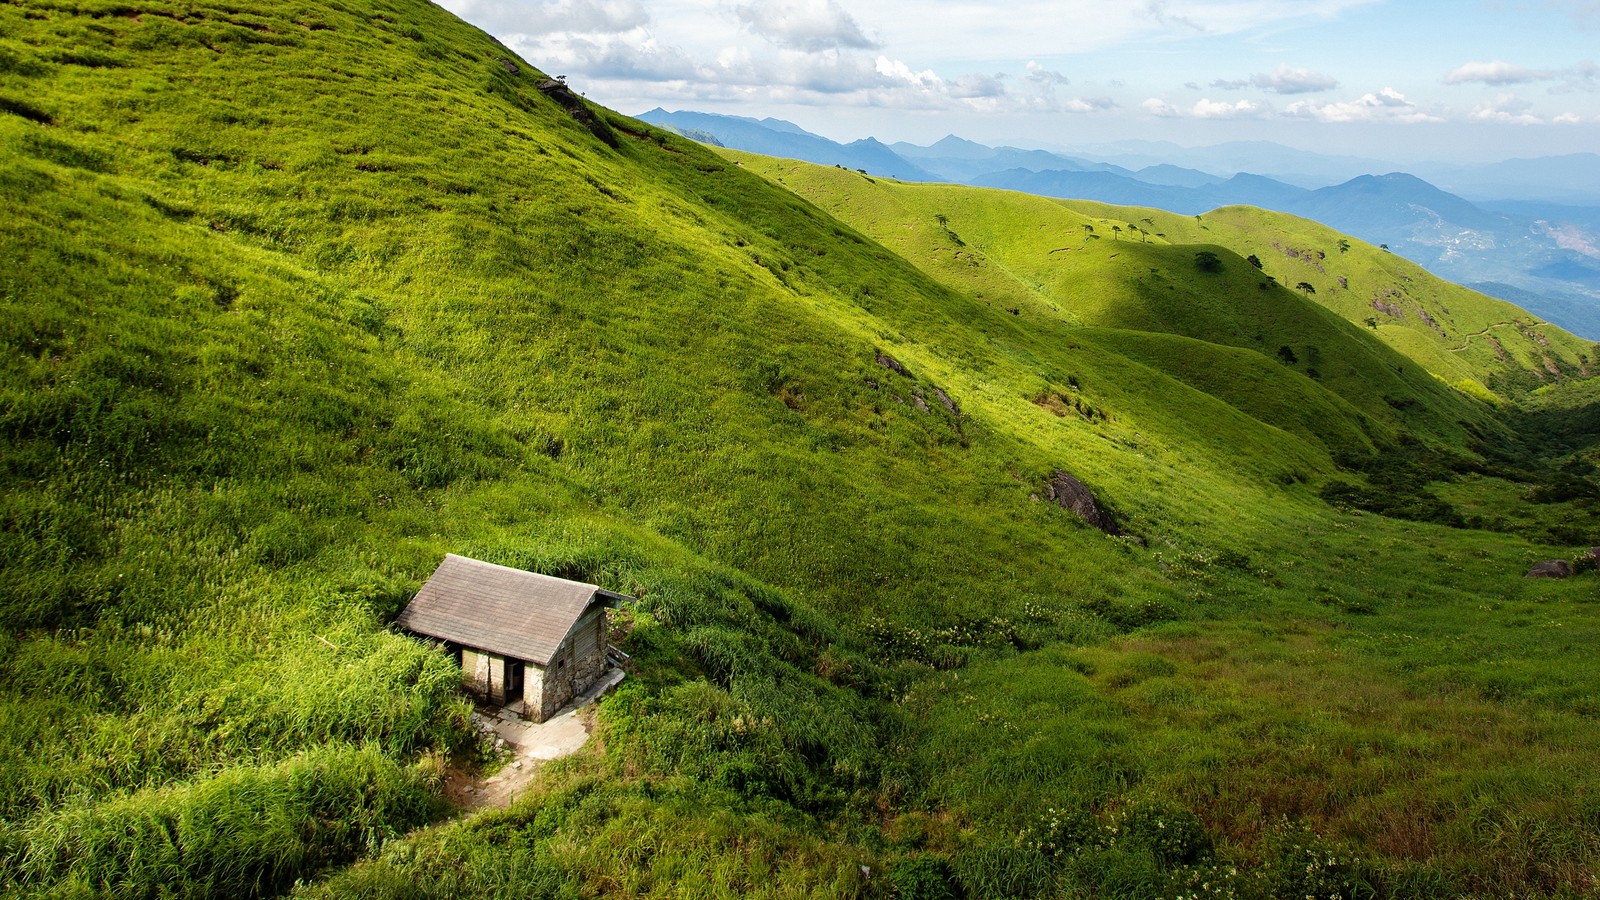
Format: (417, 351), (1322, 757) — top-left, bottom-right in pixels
(2, 0), (1599, 896)
(0, 744), (444, 898)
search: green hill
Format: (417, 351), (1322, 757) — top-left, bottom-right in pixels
(737, 156), (1597, 449)
(3, 1), (1600, 898)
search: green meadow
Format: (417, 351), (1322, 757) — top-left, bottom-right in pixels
(2, 0), (1598, 897)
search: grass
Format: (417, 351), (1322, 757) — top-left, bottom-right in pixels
(2, 0), (1599, 897)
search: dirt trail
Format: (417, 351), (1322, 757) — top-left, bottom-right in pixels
(1446, 320), (1529, 352)
(444, 668), (626, 811)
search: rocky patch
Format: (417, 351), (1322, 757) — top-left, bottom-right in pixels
(1526, 560), (1574, 579)
(875, 350), (909, 377)
(1045, 469), (1121, 535)
(537, 78), (618, 148)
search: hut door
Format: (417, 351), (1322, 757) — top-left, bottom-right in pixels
(506, 661), (524, 701)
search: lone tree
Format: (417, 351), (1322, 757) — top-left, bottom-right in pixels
(1246, 253), (1263, 269)
(1295, 281), (1316, 294)
(1194, 251), (1223, 273)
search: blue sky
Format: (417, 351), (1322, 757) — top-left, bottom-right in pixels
(440, 0), (1600, 163)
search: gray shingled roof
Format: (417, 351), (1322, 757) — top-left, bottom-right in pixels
(396, 554), (622, 666)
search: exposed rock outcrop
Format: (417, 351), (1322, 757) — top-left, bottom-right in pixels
(875, 350), (909, 377)
(536, 79), (618, 148)
(1527, 560), (1574, 579)
(1045, 470), (1120, 535)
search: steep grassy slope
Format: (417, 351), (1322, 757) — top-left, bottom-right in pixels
(1152, 205), (1597, 393)
(745, 156), (1594, 415)
(3, 1), (1600, 898)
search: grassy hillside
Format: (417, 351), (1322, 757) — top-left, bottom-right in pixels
(2, 1), (1599, 898)
(739, 157), (1596, 443)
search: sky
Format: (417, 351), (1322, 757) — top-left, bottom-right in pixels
(437, 0), (1600, 164)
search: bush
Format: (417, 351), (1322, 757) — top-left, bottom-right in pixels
(1260, 820), (1372, 900)
(889, 855), (958, 900)
(1113, 799), (1209, 866)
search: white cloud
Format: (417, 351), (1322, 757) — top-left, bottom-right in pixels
(1030, 95), (1119, 114)
(1142, 97), (1181, 117)
(874, 56), (944, 91)
(1443, 58), (1598, 95)
(1026, 61), (1071, 89)
(950, 72), (1009, 99)
(507, 30), (701, 82)
(1283, 87), (1442, 123)
(1471, 92), (1544, 124)
(733, 0), (879, 52)
(1213, 64), (1337, 94)
(1252, 63), (1338, 94)
(820, 0), (1380, 63)
(1193, 97), (1265, 118)
(1444, 60), (1550, 86)
(1553, 111), (1587, 123)
(1142, 96), (1263, 118)
(1554, 60), (1599, 92)
(439, 0), (648, 34)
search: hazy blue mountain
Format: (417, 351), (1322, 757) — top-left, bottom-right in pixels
(1292, 173), (1510, 234)
(909, 149), (1119, 183)
(1480, 200), (1600, 233)
(1133, 164), (1224, 188)
(1052, 138), (1399, 186)
(635, 109), (936, 181)
(891, 134), (994, 160)
(1420, 154), (1600, 206)
(971, 168), (1310, 216)
(889, 136), (1130, 183)
(752, 116), (817, 136)
(1215, 173), (1312, 210)
(970, 168), (1218, 211)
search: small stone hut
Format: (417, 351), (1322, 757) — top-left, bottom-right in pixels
(397, 554), (626, 722)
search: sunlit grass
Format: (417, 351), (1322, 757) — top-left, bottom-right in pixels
(2, 0), (1598, 897)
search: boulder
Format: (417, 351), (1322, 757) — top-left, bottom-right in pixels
(874, 350), (909, 377)
(1045, 470), (1120, 535)
(1526, 560), (1574, 579)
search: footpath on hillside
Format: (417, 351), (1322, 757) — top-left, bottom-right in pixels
(445, 669), (626, 810)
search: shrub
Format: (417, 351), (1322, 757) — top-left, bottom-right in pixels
(1113, 799), (1210, 866)
(889, 855), (958, 900)
(1259, 819), (1372, 900)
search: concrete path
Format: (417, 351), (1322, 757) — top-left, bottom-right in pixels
(451, 668), (626, 810)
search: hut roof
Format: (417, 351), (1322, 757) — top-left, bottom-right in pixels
(396, 554), (624, 666)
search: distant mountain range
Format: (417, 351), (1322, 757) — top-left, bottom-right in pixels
(637, 109), (1600, 339)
